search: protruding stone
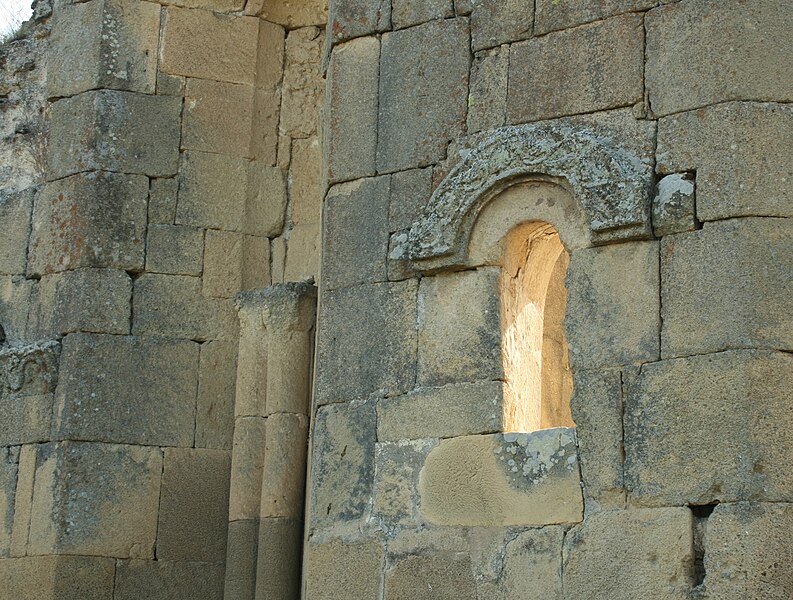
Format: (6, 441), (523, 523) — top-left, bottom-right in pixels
(652, 173), (697, 237)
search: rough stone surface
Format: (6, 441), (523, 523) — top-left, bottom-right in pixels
(0, 190), (32, 275)
(657, 103), (793, 220)
(315, 281), (417, 403)
(305, 538), (384, 600)
(10, 444), (35, 557)
(661, 218), (792, 357)
(0, 276), (37, 344)
(652, 173), (697, 237)
(536, 0), (655, 35)
(563, 508), (693, 600)
(228, 416), (266, 522)
(223, 520), (258, 600)
(392, 0), (453, 29)
(250, 20), (284, 166)
(183, 78), (254, 158)
(254, 518), (303, 600)
(625, 350), (793, 506)
(148, 178), (178, 225)
(157, 448), (230, 562)
(385, 554), (476, 600)
(388, 167), (433, 232)
(48, 91), (181, 180)
(377, 19), (470, 173)
(146, 224), (203, 276)
(284, 223), (320, 282)
(246, 164), (288, 237)
(467, 46), (509, 134)
(377, 381), (502, 441)
(565, 241), (660, 369)
(0, 555), (116, 600)
(0, 447), (18, 556)
(203, 230), (243, 298)
(260, 414), (308, 519)
(328, 0), (390, 43)
(280, 27), (325, 139)
(290, 137), (322, 225)
(257, 0), (326, 27)
(196, 341), (237, 450)
(646, 0), (793, 117)
(417, 268), (502, 387)
(507, 14), (644, 124)
(323, 177), (390, 289)
(325, 36), (379, 183)
(160, 8), (258, 85)
(54, 333), (198, 446)
(471, 0), (533, 51)
(419, 429), (583, 527)
(28, 441), (162, 558)
(309, 400), (376, 533)
(28, 172), (148, 276)
(114, 560), (224, 600)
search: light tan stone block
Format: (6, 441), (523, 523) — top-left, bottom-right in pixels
(385, 554), (476, 600)
(258, 0), (326, 26)
(146, 224), (203, 276)
(223, 520), (258, 600)
(229, 416), (266, 522)
(242, 235), (271, 290)
(203, 230), (243, 299)
(563, 508), (693, 600)
(10, 445), (35, 557)
(183, 78), (254, 158)
(114, 560), (225, 600)
(160, 8), (259, 85)
(254, 518), (303, 600)
(305, 538), (384, 600)
(157, 448), (230, 562)
(196, 340), (237, 450)
(471, 0), (533, 51)
(0, 276), (35, 344)
(0, 190), (31, 275)
(418, 429), (583, 527)
(0, 555), (115, 600)
(250, 21), (285, 165)
(246, 164), (288, 237)
(0, 394), (51, 449)
(468, 45), (509, 134)
(284, 223), (320, 283)
(280, 27), (325, 138)
(290, 137), (321, 225)
(535, 0), (654, 35)
(490, 527), (564, 600)
(260, 414), (309, 519)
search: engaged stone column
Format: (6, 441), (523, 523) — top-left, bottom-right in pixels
(225, 283), (317, 600)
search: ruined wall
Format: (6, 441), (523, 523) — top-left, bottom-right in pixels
(308, 0), (793, 599)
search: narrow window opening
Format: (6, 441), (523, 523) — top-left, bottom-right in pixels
(500, 222), (574, 432)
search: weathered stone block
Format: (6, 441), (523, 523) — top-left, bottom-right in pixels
(323, 177), (390, 290)
(28, 172), (148, 276)
(315, 280), (417, 403)
(183, 78), (254, 158)
(0, 555), (115, 600)
(377, 381), (502, 441)
(160, 7), (258, 85)
(246, 164), (288, 237)
(260, 414), (308, 519)
(54, 333), (198, 446)
(309, 400), (376, 532)
(392, 0), (453, 29)
(242, 235), (271, 290)
(291, 137), (322, 225)
(176, 151), (247, 232)
(661, 218), (792, 357)
(156, 72), (185, 97)
(507, 14), (644, 123)
(563, 508), (693, 600)
(157, 448), (230, 562)
(146, 224), (203, 276)
(471, 0), (533, 51)
(304, 538), (384, 600)
(250, 20), (285, 165)
(657, 103), (793, 220)
(0, 378), (52, 447)
(325, 36), (379, 184)
(223, 519), (258, 600)
(0, 276), (36, 344)
(254, 518), (303, 600)
(646, 0), (793, 117)
(203, 230), (243, 298)
(467, 45), (509, 134)
(385, 554), (476, 600)
(625, 350), (793, 506)
(703, 502), (793, 599)
(48, 0), (160, 98)
(28, 441), (162, 558)
(0, 190), (31, 275)
(418, 429), (583, 527)
(132, 274), (238, 341)
(652, 173), (697, 237)
(535, 0), (654, 35)
(196, 340), (237, 450)
(229, 416), (266, 521)
(565, 240), (660, 369)
(418, 268), (502, 387)
(0, 448), (18, 556)
(284, 222), (320, 282)
(377, 19), (470, 172)
(114, 560), (225, 600)
(148, 177), (178, 225)
(48, 91), (181, 180)
(328, 0), (390, 43)
(280, 27), (325, 138)
(388, 167), (432, 232)
(256, 0), (326, 26)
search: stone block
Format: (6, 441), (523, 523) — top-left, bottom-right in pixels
(309, 400), (376, 532)
(304, 538), (384, 600)
(418, 429), (583, 527)
(315, 281), (417, 403)
(254, 518), (303, 600)
(203, 230), (243, 298)
(160, 0), (244, 12)
(377, 381), (502, 441)
(657, 102), (793, 220)
(0, 555), (115, 600)
(54, 333), (199, 446)
(388, 167), (432, 232)
(157, 72), (186, 97)
(223, 520), (258, 600)
(229, 416), (266, 521)
(148, 177), (178, 225)
(114, 560), (225, 600)
(385, 554), (476, 600)
(652, 173), (697, 237)
(196, 340), (237, 450)
(703, 502), (793, 599)
(418, 268), (502, 387)
(176, 151), (247, 232)
(250, 20), (285, 165)
(146, 224), (203, 276)
(246, 164), (288, 237)
(28, 172), (148, 276)
(9, 445), (35, 557)
(661, 218), (792, 357)
(284, 222), (320, 283)
(257, 0), (326, 27)
(132, 274), (238, 341)
(565, 240), (660, 369)
(280, 27), (325, 138)
(260, 414), (309, 519)
(157, 448), (231, 562)
(570, 369), (624, 507)
(0, 341), (59, 399)
(183, 78), (254, 158)
(0, 276), (36, 344)
(625, 350), (793, 506)
(471, 0), (533, 51)
(646, 0), (793, 117)
(377, 19), (470, 172)
(325, 36), (379, 184)
(0, 448), (18, 556)
(535, 0), (655, 35)
(392, 0), (453, 29)
(48, 91), (181, 180)
(160, 7), (258, 85)
(28, 441), (162, 558)
(242, 235), (271, 290)
(48, 0), (160, 98)
(0, 190), (31, 275)
(291, 137), (322, 225)
(323, 177), (390, 290)
(467, 46), (509, 134)
(488, 527), (564, 600)
(507, 14), (643, 124)
(563, 508), (693, 600)
(328, 0), (390, 43)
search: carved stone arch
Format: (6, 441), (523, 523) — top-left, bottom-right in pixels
(390, 121), (654, 273)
